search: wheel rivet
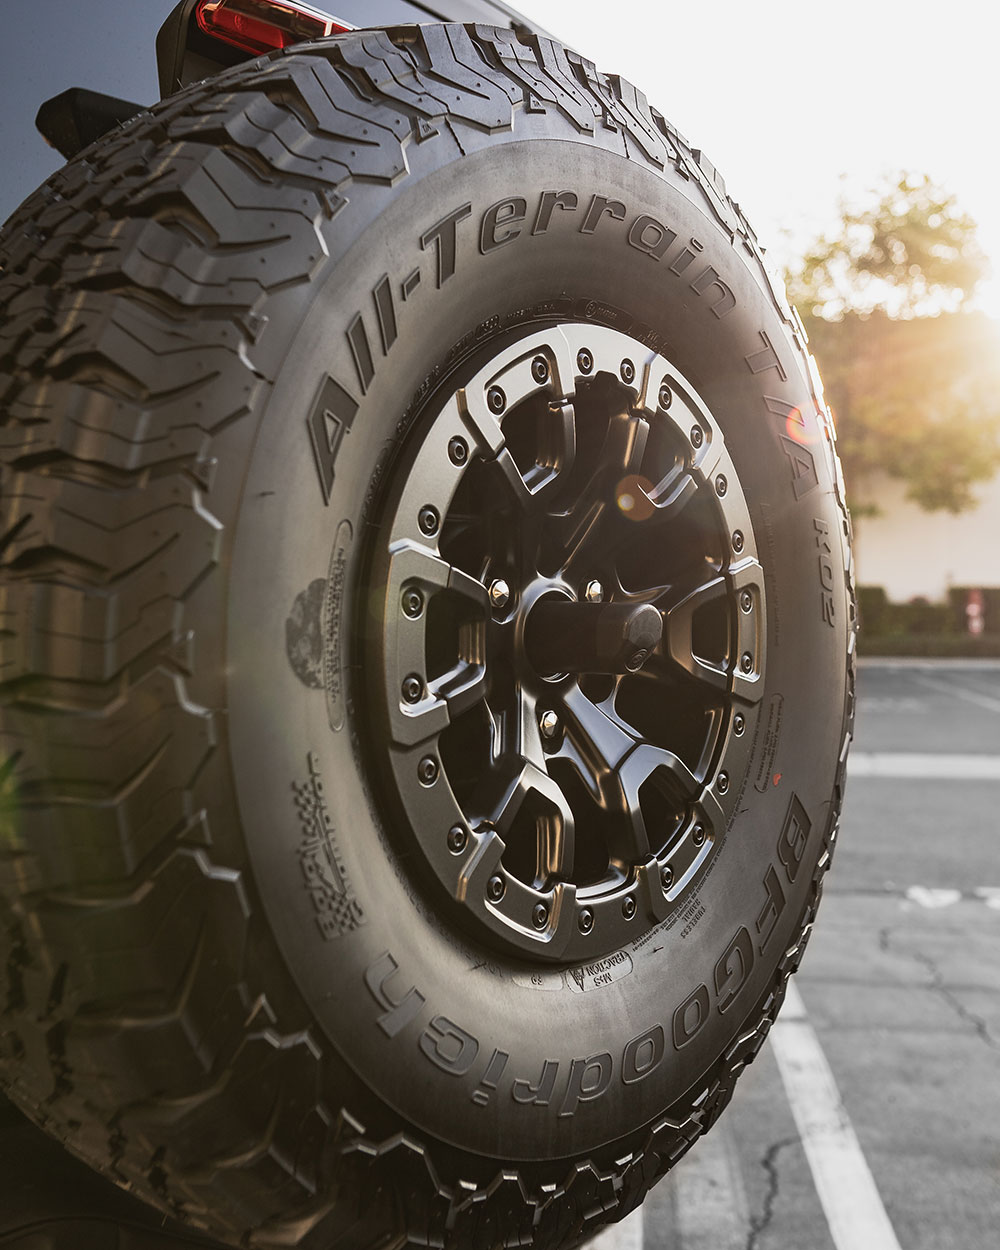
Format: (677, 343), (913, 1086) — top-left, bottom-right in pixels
(577, 348), (593, 374)
(487, 385), (506, 414)
(578, 908), (594, 934)
(418, 756), (439, 785)
(620, 359), (635, 384)
(584, 579), (604, 604)
(692, 824), (706, 847)
(660, 865), (674, 891)
(532, 901), (548, 929)
(715, 474), (728, 497)
(402, 674), (423, 703)
(448, 435), (468, 465)
(531, 356), (549, 383)
(489, 578), (511, 610)
(418, 504), (439, 535)
(740, 589), (753, 613)
(402, 588), (424, 618)
(733, 713), (746, 735)
(539, 709), (560, 739)
(447, 825), (468, 854)
(717, 771), (730, 794)
(732, 529), (745, 553)
(690, 426), (704, 448)
(622, 896), (637, 920)
(740, 651), (753, 673)
(658, 382), (673, 410)
(487, 874), (505, 902)
(626, 648), (649, 671)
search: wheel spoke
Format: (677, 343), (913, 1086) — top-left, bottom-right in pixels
(639, 462), (698, 524)
(661, 571), (730, 694)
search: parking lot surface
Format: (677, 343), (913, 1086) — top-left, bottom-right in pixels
(595, 659), (1000, 1250)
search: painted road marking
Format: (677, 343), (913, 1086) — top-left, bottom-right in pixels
(770, 980), (902, 1250)
(849, 752), (1000, 780)
(912, 671), (1000, 715)
(588, 1203), (643, 1250)
(905, 886), (963, 908)
(669, 1119), (749, 1249)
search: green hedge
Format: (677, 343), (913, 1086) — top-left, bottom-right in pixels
(857, 585), (1000, 656)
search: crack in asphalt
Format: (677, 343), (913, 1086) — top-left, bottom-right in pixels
(911, 947), (1000, 1052)
(745, 1137), (797, 1250)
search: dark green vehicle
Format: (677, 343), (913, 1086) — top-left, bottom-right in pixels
(0, 2), (854, 1245)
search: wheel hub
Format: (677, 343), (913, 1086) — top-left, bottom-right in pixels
(368, 324), (767, 962)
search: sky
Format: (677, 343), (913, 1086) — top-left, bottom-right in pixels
(525, 0), (1000, 318)
(2, 0), (999, 316)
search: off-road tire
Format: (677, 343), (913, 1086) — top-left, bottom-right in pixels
(0, 23), (855, 1248)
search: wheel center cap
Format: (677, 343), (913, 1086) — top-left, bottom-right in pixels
(523, 598), (662, 676)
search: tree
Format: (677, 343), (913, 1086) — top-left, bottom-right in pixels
(784, 173), (1000, 513)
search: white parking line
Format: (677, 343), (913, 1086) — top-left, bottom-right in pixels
(849, 752), (1000, 780)
(770, 980), (902, 1250)
(669, 1119), (749, 1249)
(587, 1202), (644, 1250)
(912, 671), (1000, 715)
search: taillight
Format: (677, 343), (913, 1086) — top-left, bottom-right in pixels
(195, 0), (354, 56)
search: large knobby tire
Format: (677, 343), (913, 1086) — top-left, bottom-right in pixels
(0, 24), (855, 1249)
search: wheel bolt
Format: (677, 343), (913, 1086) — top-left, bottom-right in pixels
(584, 579), (604, 604)
(402, 587), (424, 618)
(733, 713), (746, 735)
(531, 356), (549, 383)
(740, 651), (753, 673)
(626, 648), (649, 671)
(577, 348), (593, 374)
(658, 382), (673, 410)
(489, 578), (511, 610)
(447, 825), (468, 854)
(622, 896), (637, 920)
(402, 674), (423, 703)
(487, 385), (506, 414)
(418, 504), (439, 535)
(539, 710), (560, 739)
(578, 908), (594, 934)
(732, 529), (744, 553)
(660, 865), (674, 891)
(448, 435), (468, 465)
(620, 358), (635, 384)
(532, 901), (548, 929)
(715, 474), (728, 497)
(717, 771), (730, 794)
(692, 824), (706, 847)
(418, 756), (439, 785)
(740, 589), (753, 613)
(690, 426), (704, 448)
(487, 874), (505, 902)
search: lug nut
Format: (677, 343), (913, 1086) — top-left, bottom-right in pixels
(448, 435), (468, 465)
(584, 579), (604, 604)
(539, 710), (560, 739)
(620, 359), (635, 384)
(578, 908), (594, 934)
(418, 504), (439, 535)
(658, 382), (673, 410)
(733, 713), (746, 735)
(577, 348), (593, 374)
(402, 674), (423, 703)
(661, 864), (674, 891)
(531, 356), (549, 383)
(740, 590), (753, 613)
(487, 385), (506, 414)
(715, 474), (728, 497)
(489, 578), (511, 611)
(690, 426), (704, 448)
(692, 824), (706, 847)
(447, 825), (468, 854)
(622, 896), (637, 920)
(732, 530), (744, 553)
(418, 756), (439, 785)
(487, 874), (505, 902)
(740, 651), (754, 673)
(532, 901), (548, 929)
(402, 587), (424, 618)
(717, 771), (730, 794)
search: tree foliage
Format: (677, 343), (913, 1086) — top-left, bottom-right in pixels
(785, 173), (1000, 513)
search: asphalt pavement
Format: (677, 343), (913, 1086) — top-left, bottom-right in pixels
(595, 658), (1000, 1250)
